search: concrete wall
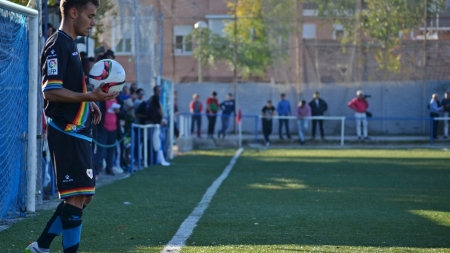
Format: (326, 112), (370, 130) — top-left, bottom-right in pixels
(175, 81), (450, 136)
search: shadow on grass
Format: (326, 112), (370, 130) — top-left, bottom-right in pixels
(187, 151), (450, 249)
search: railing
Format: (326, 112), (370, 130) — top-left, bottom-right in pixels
(179, 113), (450, 146)
(130, 123), (170, 173)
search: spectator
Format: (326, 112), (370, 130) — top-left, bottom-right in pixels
(189, 93), (203, 138)
(146, 86), (170, 166)
(441, 92), (450, 139)
(103, 49), (115, 59)
(277, 93), (292, 139)
(206, 91), (219, 139)
(218, 93), (236, 139)
(308, 91), (328, 140)
(130, 82), (138, 95)
(429, 93), (443, 139)
(262, 100), (276, 146)
(95, 98), (122, 176)
(133, 88), (145, 117)
(296, 100), (311, 145)
(348, 90), (370, 140)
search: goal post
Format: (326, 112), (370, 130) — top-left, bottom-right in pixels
(0, 0), (38, 216)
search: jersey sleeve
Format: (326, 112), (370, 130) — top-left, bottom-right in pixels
(41, 43), (67, 92)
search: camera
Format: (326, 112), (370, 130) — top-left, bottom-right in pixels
(364, 94), (371, 99)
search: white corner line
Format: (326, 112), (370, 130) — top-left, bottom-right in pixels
(161, 148), (244, 253)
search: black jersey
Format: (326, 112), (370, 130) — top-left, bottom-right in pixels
(41, 30), (91, 140)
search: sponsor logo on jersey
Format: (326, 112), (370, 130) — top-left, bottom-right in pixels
(49, 49), (57, 57)
(72, 51), (79, 56)
(47, 59), (58, 75)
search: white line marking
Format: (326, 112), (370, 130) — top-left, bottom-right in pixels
(161, 148), (244, 253)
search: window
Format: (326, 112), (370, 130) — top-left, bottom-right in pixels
(174, 25), (193, 55)
(333, 24), (345, 40)
(206, 15), (232, 36)
(303, 23), (316, 39)
(112, 18), (133, 54)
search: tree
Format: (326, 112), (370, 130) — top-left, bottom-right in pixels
(192, 0), (295, 79)
(311, 0), (443, 80)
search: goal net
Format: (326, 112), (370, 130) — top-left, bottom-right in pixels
(0, 1), (38, 219)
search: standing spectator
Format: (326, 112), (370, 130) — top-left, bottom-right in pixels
(189, 93), (203, 138)
(146, 86), (170, 166)
(95, 98), (122, 176)
(103, 49), (115, 59)
(130, 82), (138, 95)
(296, 100), (311, 145)
(218, 93), (236, 139)
(206, 91), (219, 138)
(277, 93), (292, 139)
(262, 100), (276, 146)
(133, 88), (145, 117)
(441, 92), (450, 139)
(348, 90), (370, 140)
(429, 93), (443, 139)
(308, 91), (328, 140)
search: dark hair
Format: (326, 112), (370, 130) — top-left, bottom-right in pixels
(301, 100), (306, 105)
(212, 91), (217, 97)
(153, 85), (160, 93)
(281, 93), (285, 97)
(267, 100), (272, 104)
(60, 0), (100, 17)
(136, 88), (144, 95)
(80, 51), (87, 58)
(227, 93), (232, 97)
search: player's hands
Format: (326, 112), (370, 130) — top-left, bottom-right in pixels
(90, 102), (102, 125)
(91, 83), (119, 101)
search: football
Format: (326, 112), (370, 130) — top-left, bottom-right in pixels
(89, 59), (126, 93)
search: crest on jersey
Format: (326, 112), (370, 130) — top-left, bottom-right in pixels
(47, 59), (58, 75)
(86, 169), (93, 179)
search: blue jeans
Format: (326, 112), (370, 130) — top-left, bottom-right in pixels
(297, 119), (308, 142)
(95, 129), (118, 170)
(219, 115), (231, 136)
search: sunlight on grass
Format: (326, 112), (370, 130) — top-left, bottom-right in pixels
(409, 210), (450, 227)
(248, 178), (308, 190)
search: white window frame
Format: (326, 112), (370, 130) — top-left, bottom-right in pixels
(174, 25), (193, 56)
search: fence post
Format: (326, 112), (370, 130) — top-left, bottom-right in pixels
(137, 128), (141, 171)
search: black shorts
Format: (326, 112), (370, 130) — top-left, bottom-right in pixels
(48, 124), (95, 199)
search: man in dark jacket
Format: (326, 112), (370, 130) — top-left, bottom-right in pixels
(308, 91), (328, 139)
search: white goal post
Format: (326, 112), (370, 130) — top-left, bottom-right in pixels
(0, 0), (39, 213)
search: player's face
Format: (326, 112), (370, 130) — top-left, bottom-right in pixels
(75, 3), (97, 36)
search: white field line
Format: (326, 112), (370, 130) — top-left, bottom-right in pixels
(161, 148), (244, 253)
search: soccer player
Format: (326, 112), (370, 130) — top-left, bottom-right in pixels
(26, 0), (118, 252)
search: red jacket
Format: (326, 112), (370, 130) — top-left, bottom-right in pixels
(189, 100), (203, 114)
(348, 98), (369, 113)
(206, 97), (219, 114)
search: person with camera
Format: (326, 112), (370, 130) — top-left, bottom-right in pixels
(348, 90), (370, 140)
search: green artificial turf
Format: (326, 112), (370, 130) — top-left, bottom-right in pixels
(1, 149), (450, 253)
